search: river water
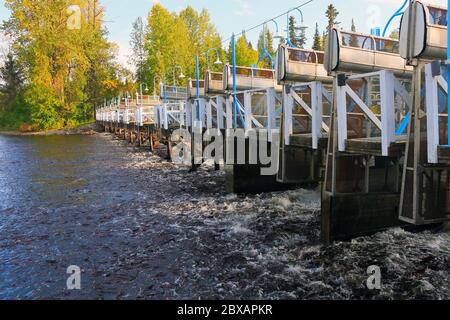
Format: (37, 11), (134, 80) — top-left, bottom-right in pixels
(0, 133), (448, 300)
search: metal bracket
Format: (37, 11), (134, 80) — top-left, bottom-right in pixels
(337, 74), (347, 87)
(418, 108), (426, 119)
(431, 60), (441, 77)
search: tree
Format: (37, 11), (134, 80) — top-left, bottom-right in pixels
(130, 17), (148, 87)
(298, 29), (307, 49)
(288, 16), (299, 47)
(146, 5), (181, 91)
(0, 51), (30, 129)
(84, 28), (117, 120)
(257, 27), (275, 68)
(288, 16), (306, 48)
(389, 28), (399, 39)
(0, 52), (24, 108)
(325, 4), (340, 31)
(85, 0), (105, 28)
(228, 34), (258, 67)
(312, 23), (323, 51)
(179, 7), (223, 74)
(350, 19), (359, 47)
(2, 0), (117, 129)
(145, 4), (223, 93)
(322, 31), (327, 51)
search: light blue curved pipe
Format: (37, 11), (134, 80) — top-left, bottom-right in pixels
(383, 0), (410, 136)
(256, 21), (276, 68)
(448, 0), (450, 145)
(382, 0), (411, 37)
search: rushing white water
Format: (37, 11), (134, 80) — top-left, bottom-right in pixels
(107, 134), (450, 300)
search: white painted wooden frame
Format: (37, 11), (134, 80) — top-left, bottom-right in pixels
(337, 70), (401, 156)
(284, 82), (331, 149)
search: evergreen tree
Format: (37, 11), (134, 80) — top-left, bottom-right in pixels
(325, 4), (340, 31)
(322, 32), (327, 51)
(0, 51), (30, 129)
(0, 52), (24, 108)
(312, 23), (323, 51)
(288, 16), (299, 47)
(130, 17), (148, 87)
(257, 27), (275, 68)
(298, 30), (307, 49)
(349, 19), (359, 47)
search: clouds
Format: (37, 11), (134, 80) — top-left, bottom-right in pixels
(234, 0), (253, 17)
(117, 43), (133, 71)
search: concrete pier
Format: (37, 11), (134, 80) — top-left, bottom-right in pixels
(225, 134), (293, 194)
(321, 192), (403, 243)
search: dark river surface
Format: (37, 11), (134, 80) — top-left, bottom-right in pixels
(0, 133), (449, 300)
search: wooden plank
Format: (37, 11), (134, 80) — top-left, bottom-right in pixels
(345, 136), (407, 156)
(289, 133), (329, 149)
(438, 146), (450, 163)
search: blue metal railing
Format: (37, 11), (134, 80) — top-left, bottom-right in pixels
(447, 0), (450, 145)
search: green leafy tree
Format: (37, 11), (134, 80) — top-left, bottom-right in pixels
(145, 5), (179, 91)
(2, 0), (117, 129)
(389, 28), (399, 39)
(228, 34), (258, 67)
(145, 4), (223, 92)
(179, 7), (224, 75)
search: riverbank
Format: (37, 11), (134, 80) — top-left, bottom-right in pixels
(0, 123), (99, 136)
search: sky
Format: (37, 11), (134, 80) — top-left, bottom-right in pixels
(0, 0), (447, 69)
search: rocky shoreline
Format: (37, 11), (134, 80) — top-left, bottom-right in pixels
(0, 123), (99, 136)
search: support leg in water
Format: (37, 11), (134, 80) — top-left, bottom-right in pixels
(166, 137), (173, 161)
